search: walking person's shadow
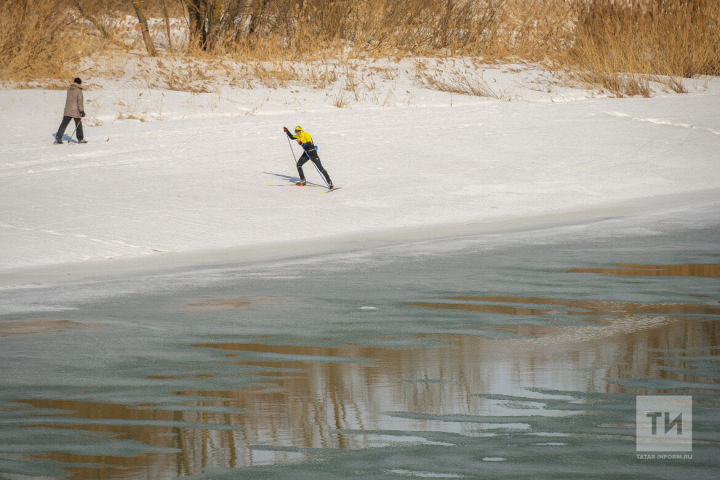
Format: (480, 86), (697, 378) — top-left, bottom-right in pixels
(51, 133), (79, 144)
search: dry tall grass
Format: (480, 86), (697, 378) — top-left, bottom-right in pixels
(568, 0), (720, 96)
(0, 1), (78, 83)
(2, 0), (719, 96)
(218, 0), (568, 60)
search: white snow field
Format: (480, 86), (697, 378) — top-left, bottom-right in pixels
(1, 63), (719, 282)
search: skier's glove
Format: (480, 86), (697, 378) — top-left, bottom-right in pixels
(283, 127), (288, 132)
(80, 111), (85, 117)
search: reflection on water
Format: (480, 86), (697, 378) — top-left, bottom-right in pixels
(0, 318), (94, 338)
(1, 252), (719, 479)
(408, 296), (720, 317)
(183, 297), (252, 310)
(16, 317), (720, 479)
(569, 263), (720, 278)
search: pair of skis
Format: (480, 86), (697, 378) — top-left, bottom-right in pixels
(272, 183), (341, 193)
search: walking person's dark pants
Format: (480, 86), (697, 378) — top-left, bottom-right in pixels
(297, 149), (332, 186)
(56, 116), (83, 142)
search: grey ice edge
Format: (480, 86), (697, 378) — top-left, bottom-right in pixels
(2, 187), (719, 288)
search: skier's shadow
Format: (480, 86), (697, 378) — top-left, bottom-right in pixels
(264, 172), (323, 187)
(51, 133), (78, 144)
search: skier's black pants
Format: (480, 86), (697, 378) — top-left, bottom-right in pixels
(56, 116), (83, 141)
(297, 149), (332, 185)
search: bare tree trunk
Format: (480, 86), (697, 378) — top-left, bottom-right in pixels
(205, 0), (223, 50)
(183, 0), (230, 51)
(186, 0), (206, 49)
(224, 0), (249, 45)
(161, 0), (174, 53)
(132, 0), (157, 56)
(248, 0), (270, 37)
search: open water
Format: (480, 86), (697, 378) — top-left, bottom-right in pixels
(1, 204), (719, 479)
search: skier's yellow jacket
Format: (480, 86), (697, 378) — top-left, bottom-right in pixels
(288, 128), (316, 151)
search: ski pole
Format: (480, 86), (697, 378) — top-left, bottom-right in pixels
(311, 155), (329, 188)
(286, 135), (298, 163)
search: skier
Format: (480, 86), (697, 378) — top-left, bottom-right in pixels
(55, 77), (86, 144)
(283, 125), (333, 189)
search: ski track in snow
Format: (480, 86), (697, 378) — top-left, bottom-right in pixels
(0, 221), (147, 251)
(606, 111), (720, 136)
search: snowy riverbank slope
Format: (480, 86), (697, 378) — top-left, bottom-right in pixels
(1, 63), (719, 279)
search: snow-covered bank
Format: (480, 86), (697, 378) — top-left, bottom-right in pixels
(1, 66), (720, 283)
(2, 188), (719, 290)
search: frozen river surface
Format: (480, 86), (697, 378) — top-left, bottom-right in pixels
(1, 204), (719, 479)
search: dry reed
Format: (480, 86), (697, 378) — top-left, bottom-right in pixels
(2, 0), (718, 97)
(567, 0), (720, 96)
(0, 1), (77, 83)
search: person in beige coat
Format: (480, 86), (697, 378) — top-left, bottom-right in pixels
(55, 78), (86, 144)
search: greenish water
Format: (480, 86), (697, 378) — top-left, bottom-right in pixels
(1, 205), (719, 479)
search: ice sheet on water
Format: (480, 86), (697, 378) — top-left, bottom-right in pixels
(1, 214), (719, 479)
